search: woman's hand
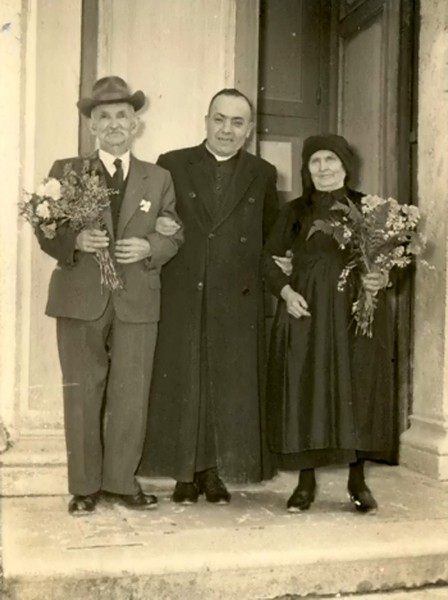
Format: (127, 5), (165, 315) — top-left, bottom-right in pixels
(362, 271), (389, 294)
(280, 285), (311, 319)
(273, 250), (293, 276)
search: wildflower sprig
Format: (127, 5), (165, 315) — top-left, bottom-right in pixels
(307, 194), (427, 336)
(19, 161), (123, 291)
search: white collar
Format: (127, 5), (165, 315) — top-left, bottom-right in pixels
(205, 143), (238, 162)
(99, 149), (131, 178)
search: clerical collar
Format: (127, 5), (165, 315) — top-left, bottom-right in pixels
(204, 143), (238, 162)
(99, 149), (131, 178)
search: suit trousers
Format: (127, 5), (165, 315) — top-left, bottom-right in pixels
(56, 300), (157, 496)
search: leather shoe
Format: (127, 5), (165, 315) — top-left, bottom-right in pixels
(68, 493), (99, 516)
(105, 489), (158, 510)
(172, 481), (199, 504)
(348, 486), (378, 513)
(287, 485), (316, 512)
(194, 468), (231, 504)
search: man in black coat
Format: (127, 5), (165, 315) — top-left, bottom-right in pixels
(139, 89), (279, 504)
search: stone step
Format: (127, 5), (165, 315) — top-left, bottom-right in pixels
(3, 466), (448, 600)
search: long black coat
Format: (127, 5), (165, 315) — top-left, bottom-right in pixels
(139, 144), (279, 483)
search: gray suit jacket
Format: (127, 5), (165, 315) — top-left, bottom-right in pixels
(37, 152), (183, 323)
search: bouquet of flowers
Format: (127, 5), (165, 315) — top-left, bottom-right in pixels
(19, 161), (123, 291)
(307, 194), (427, 337)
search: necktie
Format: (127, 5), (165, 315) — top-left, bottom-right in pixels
(112, 158), (124, 189)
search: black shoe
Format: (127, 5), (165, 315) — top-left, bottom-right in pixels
(105, 489), (158, 510)
(194, 468), (231, 504)
(348, 486), (378, 513)
(172, 481), (199, 504)
(68, 493), (99, 516)
(287, 485), (316, 512)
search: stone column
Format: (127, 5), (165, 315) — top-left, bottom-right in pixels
(0, 0), (82, 496)
(400, 0), (448, 480)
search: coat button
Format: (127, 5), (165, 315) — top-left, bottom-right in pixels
(240, 236), (247, 243)
(189, 191), (197, 198)
(208, 233), (215, 239)
(242, 287), (250, 296)
(197, 282), (204, 290)
(248, 197), (255, 204)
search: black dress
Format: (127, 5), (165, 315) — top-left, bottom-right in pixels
(264, 188), (397, 470)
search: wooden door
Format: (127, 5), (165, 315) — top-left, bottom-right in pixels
(331, 0), (417, 439)
(257, 0), (331, 203)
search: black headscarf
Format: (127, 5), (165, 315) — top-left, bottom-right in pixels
(301, 134), (357, 199)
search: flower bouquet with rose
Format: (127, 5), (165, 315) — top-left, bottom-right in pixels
(307, 194), (427, 337)
(19, 161), (123, 291)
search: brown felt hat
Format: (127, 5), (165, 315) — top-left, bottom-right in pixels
(77, 76), (146, 117)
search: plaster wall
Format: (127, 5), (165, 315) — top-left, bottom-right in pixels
(0, 0), (22, 437)
(3, 0), (82, 439)
(97, 0), (237, 162)
(401, 0), (448, 478)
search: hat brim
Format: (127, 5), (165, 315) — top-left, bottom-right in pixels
(77, 90), (146, 117)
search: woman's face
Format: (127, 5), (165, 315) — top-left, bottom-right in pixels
(308, 150), (346, 191)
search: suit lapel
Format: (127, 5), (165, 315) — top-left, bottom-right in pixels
(117, 155), (148, 238)
(212, 151), (257, 230)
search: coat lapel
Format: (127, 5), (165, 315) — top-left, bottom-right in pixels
(186, 146), (216, 229)
(117, 155), (148, 238)
(212, 151), (257, 230)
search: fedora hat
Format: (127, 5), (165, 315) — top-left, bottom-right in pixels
(77, 76), (146, 117)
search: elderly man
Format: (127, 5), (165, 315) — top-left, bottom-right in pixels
(36, 77), (183, 515)
(139, 88), (279, 504)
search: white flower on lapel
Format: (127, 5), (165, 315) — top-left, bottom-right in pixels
(140, 199), (151, 213)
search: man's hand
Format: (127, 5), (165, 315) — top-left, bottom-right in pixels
(155, 216), (181, 236)
(115, 237), (151, 264)
(273, 250), (293, 276)
(280, 285), (311, 319)
(75, 229), (109, 253)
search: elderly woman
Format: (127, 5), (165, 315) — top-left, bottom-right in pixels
(264, 134), (396, 513)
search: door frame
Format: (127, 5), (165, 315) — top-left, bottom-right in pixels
(329, 0), (418, 435)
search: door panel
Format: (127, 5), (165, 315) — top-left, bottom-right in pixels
(335, 0), (401, 196)
(257, 0), (330, 203)
(332, 0), (415, 436)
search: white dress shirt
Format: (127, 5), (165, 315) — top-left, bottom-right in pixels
(99, 149), (131, 179)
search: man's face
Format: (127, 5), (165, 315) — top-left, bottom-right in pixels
(308, 150), (346, 191)
(205, 95), (254, 157)
(89, 102), (138, 155)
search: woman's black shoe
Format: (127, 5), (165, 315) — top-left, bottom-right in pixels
(287, 485), (316, 512)
(348, 487), (378, 513)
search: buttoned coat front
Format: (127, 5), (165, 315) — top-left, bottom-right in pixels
(140, 144), (278, 483)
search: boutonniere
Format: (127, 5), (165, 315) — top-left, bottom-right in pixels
(140, 199), (151, 213)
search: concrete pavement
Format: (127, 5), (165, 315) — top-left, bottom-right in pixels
(2, 465), (448, 599)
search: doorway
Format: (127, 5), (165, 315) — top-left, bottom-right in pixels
(257, 0), (419, 455)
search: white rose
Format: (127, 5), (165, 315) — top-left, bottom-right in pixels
(43, 178), (62, 200)
(36, 183), (47, 197)
(35, 200), (51, 219)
